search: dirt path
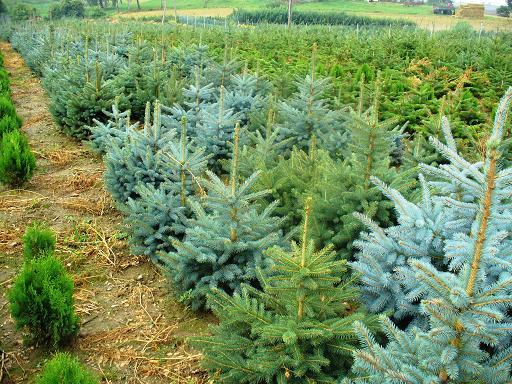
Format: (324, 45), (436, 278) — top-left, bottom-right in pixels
(0, 42), (209, 384)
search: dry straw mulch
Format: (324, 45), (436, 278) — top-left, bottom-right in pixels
(0, 42), (210, 384)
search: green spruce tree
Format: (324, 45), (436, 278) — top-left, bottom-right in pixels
(251, 137), (336, 236)
(312, 76), (413, 258)
(195, 198), (378, 383)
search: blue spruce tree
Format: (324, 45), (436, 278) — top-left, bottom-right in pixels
(347, 87), (512, 383)
(193, 86), (241, 172)
(124, 117), (210, 261)
(162, 67), (216, 139)
(104, 101), (176, 205)
(90, 102), (136, 155)
(224, 72), (269, 127)
(162, 124), (283, 310)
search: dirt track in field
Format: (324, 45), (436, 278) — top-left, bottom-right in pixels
(0, 42), (209, 384)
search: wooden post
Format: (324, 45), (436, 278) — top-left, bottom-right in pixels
(162, 0), (167, 24)
(288, 0), (293, 28)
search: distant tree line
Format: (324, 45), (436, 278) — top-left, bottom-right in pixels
(87, 0), (141, 10)
(497, 0), (511, 17)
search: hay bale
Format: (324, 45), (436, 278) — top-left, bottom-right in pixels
(455, 3), (484, 18)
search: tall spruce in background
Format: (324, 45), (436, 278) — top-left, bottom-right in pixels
(224, 72), (269, 127)
(312, 77), (411, 259)
(277, 44), (344, 156)
(251, 139), (336, 236)
(194, 86), (240, 172)
(347, 88), (512, 383)
(164, 66), (216, 136)
(236, 106), (288, 178)
(0, 0), (7, 15)
(201, 44), (239, 89)
(46, 59), (126, 140)
(195, 199), (378, 383)
(252, 78), (411, 259)
(163, 124), (283, 310)
(63, 63), (124, 139)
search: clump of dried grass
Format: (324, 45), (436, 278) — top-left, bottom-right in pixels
(37, 147), (87, 168)
(0, 190), (49, 214)
(59, 191), (115, 216)
(63, 170), (103, 193)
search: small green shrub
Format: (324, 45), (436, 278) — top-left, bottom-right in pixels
(0, 130), (36, 187)
(49, 0), (86, 20)
(88, 7), (106, 18)
(10, 4), (37, 21)
(23, 222), (56, 261)
(0, 115), (22, 136)
(36, 353), (98, 384)
(0, 68), (10, 96)
(8, 255), (79, 347)
(0, 95), (17, 118)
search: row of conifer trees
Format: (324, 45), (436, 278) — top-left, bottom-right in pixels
(0, 47), (100, 383)
(5, 22), (512, 383)
(0, 49), (35, 188)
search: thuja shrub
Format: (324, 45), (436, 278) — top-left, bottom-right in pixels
(23, 222), (56, 262)
(36, 353), (98, 384)
(0, 114), (22, 136)
(8, 255), (79, 347)
(0, 68), (10, 97)
(0, 130), (36, 187)
(0, 96), (17, 117)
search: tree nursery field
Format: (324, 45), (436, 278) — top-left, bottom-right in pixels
(1, 2), (512, 383)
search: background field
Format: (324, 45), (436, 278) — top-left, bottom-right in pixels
(4, 0), (512, 31)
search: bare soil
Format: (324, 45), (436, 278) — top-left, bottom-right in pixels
(0, 42), (210, 384)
